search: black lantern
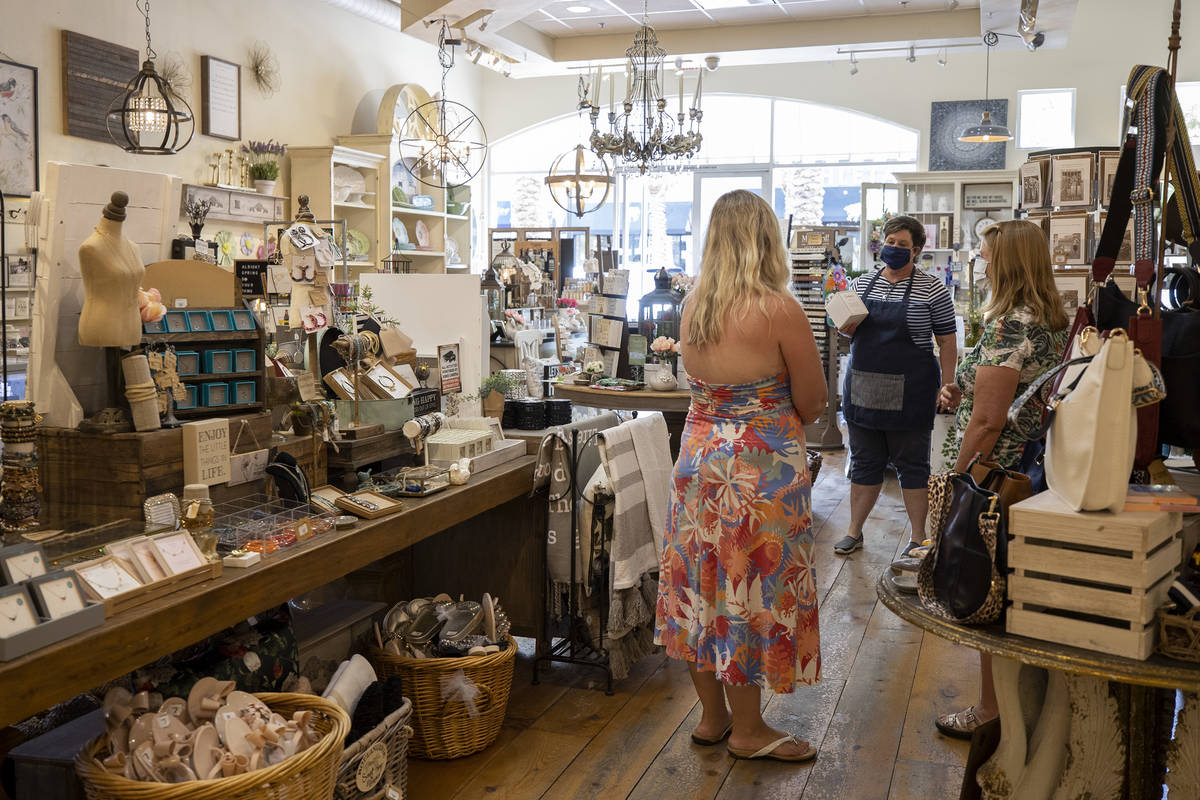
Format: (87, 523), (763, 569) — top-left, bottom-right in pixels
(639, 267), (681, 341)
(106, 0), (194, 155)
(481, 264), (505, 322)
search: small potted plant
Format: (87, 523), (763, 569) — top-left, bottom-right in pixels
(479, 372), (518, 418)
(242, 138), (287, 194)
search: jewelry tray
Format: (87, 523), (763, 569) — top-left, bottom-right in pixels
(0, 602), (104, 662)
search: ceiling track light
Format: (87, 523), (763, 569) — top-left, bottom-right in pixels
(946, 0), (960, 10)
(849, 54), (858, 76)
(937, 48), (947, 66)
(906, 45), (916, 63)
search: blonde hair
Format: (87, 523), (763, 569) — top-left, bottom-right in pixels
(687, 190), (790, 347)
(981, 219), (1069, 331)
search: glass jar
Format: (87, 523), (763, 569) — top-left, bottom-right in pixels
(182, 498), (218, 561)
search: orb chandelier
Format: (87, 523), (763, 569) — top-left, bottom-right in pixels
(545, 145), (613, 218)
(106, 0), (194, 155)
(587, 6), (703, 175)
(398, 19), (488, 189)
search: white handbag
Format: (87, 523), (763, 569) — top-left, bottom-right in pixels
(1044, 329), (1137, 513)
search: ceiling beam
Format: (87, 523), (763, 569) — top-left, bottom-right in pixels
(492, 20), (556, 61)
(550, 8), (981, 62)
(400, 0), (457, 31)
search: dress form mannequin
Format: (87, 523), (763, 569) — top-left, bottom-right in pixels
(78, 192), (145, 347)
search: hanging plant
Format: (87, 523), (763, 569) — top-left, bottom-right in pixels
(248, 40), (281, 97)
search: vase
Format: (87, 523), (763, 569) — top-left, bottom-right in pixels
(189, 222), (204, 240)
(254, 180), (277, 195)
(648, 363), (678, 392)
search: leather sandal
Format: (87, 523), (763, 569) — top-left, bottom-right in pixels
(439, 600), (483, 643)
(936, 706), (992, 740)
(727, 735), (817, 763)
(690, 722), (733, 746)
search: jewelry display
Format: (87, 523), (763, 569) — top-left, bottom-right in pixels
(0, 585), (38, 637)
(29, 570), (87, 619)
(143, 493), (181, 532)
(74, 557), (144, 601)
(121, 353), (161, 432)
(333, 490), (402, 520)
(150, 532), (206, 575)
(131, 540), (169, 583)
(0, 401), (42, 537)
(0, 543), (48, 584)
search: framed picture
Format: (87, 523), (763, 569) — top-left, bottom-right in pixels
(0, 584), (38, 637)
(4, 253), (34, 288)
(29, 570), (87, 620)
(1099, 151), (1121, 208)
(0, 58), (38, 196)
(363, 362), (412, 399)
(1051, 154), (1095, 207)
(0, 543), (47, 584)
(437, 343), (461, 395)
(929, 99), (1009, 171)
(1053, 273), (1089, 316)
(149, 531), (206, 575)
(1117, 224), (1134, 264)
(1019, 161), (1045, 208)
(1049, 215), (1089, 265)
(200, 56), (241, 141)
(72, 555), (144, 601)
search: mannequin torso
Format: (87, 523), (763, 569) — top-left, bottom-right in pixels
(78, 202), (145, 347)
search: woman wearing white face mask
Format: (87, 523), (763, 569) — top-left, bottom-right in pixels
(833, 215), (958, 557)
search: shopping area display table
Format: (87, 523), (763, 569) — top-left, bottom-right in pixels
(0, 456), (540, 729)
(877, 572), (1200, 799)
(549, 383), (691, 457)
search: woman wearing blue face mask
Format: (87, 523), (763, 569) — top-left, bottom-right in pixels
(832, 215), (958, 557)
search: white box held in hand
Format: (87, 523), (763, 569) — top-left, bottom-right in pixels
(825, 291), (869, 329)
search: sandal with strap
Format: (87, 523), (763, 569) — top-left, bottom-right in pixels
(690, 722), (733, 746)
(936, 706), (992, 740)
(727, 735), (817, 763)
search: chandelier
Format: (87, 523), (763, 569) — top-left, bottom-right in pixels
(106, 0), (194, 154)
(398, 19), (488, 189)
(587, 14), (703, 175)
(546, 145), (613, 218)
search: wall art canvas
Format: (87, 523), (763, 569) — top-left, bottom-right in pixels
(61, 30), (139, 144)
(0, 59), (38, 196)
(929, 100), (1008, 171)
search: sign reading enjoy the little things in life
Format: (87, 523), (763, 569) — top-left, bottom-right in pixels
(183, 419), (231, 486)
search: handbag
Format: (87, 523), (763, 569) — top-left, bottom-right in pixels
(918, 472), (1005, 625)
(967, 458), (1032, 520)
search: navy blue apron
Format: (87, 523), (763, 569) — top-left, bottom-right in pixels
(842, 269), (941, 431)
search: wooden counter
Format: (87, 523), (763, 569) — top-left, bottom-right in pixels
(0, 456), (537, 728)
(550, 383), (692, 456)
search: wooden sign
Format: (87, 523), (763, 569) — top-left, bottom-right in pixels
(61, 31), (139, 143)
(235, 259), (269, 299)
(183, 419), (231, 486)
(228, 448), (269, 487)
(437, 343), (461, 395)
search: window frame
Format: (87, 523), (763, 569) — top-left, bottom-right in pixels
(1016, 87), (1077, 151)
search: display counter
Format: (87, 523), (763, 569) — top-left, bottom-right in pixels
(877, 572), (1200, 799)
(0, 456), (539, 728)
(549, 383), (691, 456)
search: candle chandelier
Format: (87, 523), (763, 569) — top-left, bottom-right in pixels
(106, 0), (194, 154)
(587, 8), (703, 175)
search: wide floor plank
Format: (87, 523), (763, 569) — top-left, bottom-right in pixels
(888, 759), (966, 800)
(895, 633), (977, 768)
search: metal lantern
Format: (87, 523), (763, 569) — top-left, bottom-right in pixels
(638, 267), (681, 340)
(481, 264), (505, 321)
(490, 241), (522, 312)
(545, 145), (613, 218)
(106, 0), (194, 154)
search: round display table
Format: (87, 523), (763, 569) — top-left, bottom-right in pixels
(876, 573), (1200, 800)
(549, 383), (691, 458)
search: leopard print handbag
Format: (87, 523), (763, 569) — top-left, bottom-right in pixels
(918, 472), (1006, 626)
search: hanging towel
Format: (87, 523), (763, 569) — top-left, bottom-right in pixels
(598, 413), (670, 591)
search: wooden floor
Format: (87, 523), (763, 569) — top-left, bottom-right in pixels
(408, 450), (975, 800)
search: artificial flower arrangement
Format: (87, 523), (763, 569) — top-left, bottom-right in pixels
(670, 273), (696, 297)
(556, 298), (578, 309)
(650, 336), (681, 362)
(583, 360), (605, 375)
(503, 309), (527, 328)
(242, 139), (287, 182)
(138, 288), (166, 323)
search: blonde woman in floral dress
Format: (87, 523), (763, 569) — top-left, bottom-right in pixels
(654, 190), (827, 763)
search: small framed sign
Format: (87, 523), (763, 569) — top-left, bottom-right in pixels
(201, 55), (241, 141)
(437, 343), (461, 395)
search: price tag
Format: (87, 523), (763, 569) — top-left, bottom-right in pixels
(175, 298), (188, 308)
(157, 714), (171, 728)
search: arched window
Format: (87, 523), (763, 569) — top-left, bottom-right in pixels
(486, 94), (919, 309)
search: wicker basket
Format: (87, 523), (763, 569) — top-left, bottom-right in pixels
(335, 699), (413, 800)
(1157, 605), (1200, 662)
(369, 636), (517, 760)
(75, 692), (350, 800)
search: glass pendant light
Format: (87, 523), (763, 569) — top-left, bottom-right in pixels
(958, 32), (1012, 144)
(106, 0), (194, 154)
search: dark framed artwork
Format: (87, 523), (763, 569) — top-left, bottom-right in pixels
(0, 58), (38, 196)
(201, 56), (241, 140)
(61, 30), (139, 144)
(929, 100), (1009, 171)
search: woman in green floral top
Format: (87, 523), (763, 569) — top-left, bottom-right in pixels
(935, 219), (1068, 738)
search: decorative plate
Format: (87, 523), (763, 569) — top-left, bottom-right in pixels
(445, 235), (460, 265)
(415, 220), (430, 248)
(333, 165), (367, 203)
(239, 232), (256, 256)
(974, 216), (997, 238)
(391, 218), (409, 249)
(347, 228), (370, 257)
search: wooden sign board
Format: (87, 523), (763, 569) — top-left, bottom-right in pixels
(183, 418), (231, 486)
(437, 343), (461, 395)
(61, 31), (139, 143)
(235, 259), (269, 300)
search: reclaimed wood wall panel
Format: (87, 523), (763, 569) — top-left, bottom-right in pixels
(61, 30), (138, 143)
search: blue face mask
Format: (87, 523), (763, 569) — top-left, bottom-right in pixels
(880, 244), (912, 269)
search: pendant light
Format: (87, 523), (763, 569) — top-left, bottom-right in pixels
(106, 0), (194, 154)
(958, 32), (1012, 144)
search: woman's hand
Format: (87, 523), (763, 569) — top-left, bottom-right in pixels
(938, 383), (963, 413)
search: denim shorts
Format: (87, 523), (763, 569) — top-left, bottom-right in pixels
(846, 422), (932, 490)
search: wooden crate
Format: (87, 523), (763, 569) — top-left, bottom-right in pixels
(38, 412), (273, 525)
(1007, 491), (1183, 660)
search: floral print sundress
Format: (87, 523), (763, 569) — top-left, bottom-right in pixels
(654, 371), (821, 693)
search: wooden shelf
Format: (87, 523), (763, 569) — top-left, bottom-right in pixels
(392, 206), (444, 219)
(178, 370), (265, 382)
(176, 402), (263, 416)
(334, 201), (376, 210)
(145, 329), (261, 343)
(444, 213), (470, 222)
(400, 250), (445, 257)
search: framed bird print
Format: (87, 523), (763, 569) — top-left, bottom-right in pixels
(0, 58), (38, 197)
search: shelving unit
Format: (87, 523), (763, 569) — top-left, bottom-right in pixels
(788, 231), (844, 449)
(893, 169), (1019, 259)
(181, 184), (288, 225)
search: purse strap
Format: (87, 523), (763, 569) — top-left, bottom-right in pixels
(1007, 356), (1095, 439)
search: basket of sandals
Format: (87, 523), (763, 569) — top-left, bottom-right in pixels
(76, 681), (350, 800)
(334, 698), (413, 800)
(369, 593), (516, 760)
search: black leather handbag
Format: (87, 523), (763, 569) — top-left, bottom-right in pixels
(918, 472), (1005, 625)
